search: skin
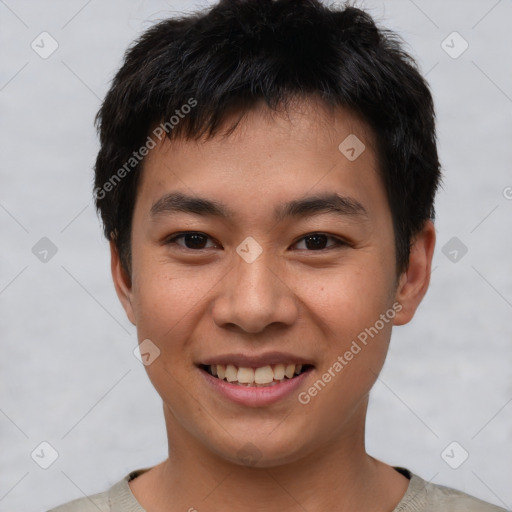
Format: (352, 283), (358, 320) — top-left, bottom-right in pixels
(111, 98), (436, 512)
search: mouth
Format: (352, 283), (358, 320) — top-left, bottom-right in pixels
(199, 363), (314, 387)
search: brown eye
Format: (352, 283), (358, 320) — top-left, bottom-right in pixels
(293, 233), (347, 251)
(166, 232), (217, 250)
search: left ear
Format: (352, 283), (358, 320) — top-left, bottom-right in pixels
(110, 239), (136, 326)
(393, 220), (436, 326)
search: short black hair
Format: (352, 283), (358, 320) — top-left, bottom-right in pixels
(94, 0), (442, 278)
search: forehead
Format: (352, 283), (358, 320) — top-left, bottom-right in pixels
(135, 99), (386, 224)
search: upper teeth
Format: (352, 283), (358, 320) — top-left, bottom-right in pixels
(209, 363), (304, 386)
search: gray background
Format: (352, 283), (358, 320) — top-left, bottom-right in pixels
(1, 0), (511, 510)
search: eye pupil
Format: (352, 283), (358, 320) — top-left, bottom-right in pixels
(305, 234), (327, 250)
(185, 233), (207, 249)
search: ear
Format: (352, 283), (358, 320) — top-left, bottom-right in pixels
(110, 240), (136, 326)
(393, 220), (436, 326)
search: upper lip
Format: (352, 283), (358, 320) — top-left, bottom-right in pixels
(199, 351), (314, 368)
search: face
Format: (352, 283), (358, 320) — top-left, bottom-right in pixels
(112, 99), (434, 467)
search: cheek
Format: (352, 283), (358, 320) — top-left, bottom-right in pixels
(130, 261), (203, 400)
(296, 257), (394, 337)
(135, 281), (195, 344)
(293, 265), (395, 435)
(130, 248), (207, 334)
(294, 255), (395, 402)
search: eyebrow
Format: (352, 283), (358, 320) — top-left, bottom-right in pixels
(150, 191), (368, 222)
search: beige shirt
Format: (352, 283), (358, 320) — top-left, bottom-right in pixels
(47, 466), (508, 512)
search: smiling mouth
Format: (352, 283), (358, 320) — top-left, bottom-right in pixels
(199, 363), (313, 387)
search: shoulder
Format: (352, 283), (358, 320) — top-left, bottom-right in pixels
(46, 489), (110, 512)
(46, 468), (150, 512)
(424, 480), (509, 512)
(396, 468), (509, 512)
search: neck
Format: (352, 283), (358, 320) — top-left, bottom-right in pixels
(130, 398), (409, 512)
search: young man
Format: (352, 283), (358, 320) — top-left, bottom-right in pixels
(49, 1), (507, 511)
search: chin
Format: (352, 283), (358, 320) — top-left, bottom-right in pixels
(207, 429), (313, 469)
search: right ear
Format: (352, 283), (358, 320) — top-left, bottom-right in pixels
(110, 240), (136, 326)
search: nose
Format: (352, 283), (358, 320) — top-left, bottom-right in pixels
(211, 249), (299, 334)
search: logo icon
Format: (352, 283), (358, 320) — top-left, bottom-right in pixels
(32, 237), (58, 263)
(442, 236), (468, 263)
(133, 339), (161, 366)
(441, 32), (469, 59)
(237, 442), (262, 466)
(31, 441), (59, 469)
(441, 441), (469, 469)
(236, 236), (263, 263)
(31, 32), (59, 59)
(338, 134), (366, 161)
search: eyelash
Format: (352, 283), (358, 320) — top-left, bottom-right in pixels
(164, 232), (349, 252)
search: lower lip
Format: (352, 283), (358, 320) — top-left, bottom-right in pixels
(199, 367), (313, 407)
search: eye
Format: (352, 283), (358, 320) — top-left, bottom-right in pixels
(293, 233), (347, 251)
(165, 232), (218, 250)
(164, 231), (348, 252)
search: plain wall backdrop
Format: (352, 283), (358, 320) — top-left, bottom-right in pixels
(1, 0), (511, 510)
